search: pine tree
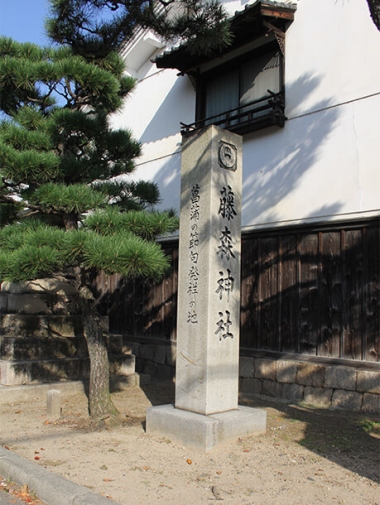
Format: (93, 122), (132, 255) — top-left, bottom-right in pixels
(0, 37), (178, 422)
(0, 0), (230, 424)
(46, 0), (232, 59)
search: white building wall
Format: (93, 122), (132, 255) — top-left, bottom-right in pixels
(112, 0), (380, 229)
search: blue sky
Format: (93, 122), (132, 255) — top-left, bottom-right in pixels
(0, 0), (51, 45)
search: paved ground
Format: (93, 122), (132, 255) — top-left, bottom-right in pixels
(0, 381), (379, 505)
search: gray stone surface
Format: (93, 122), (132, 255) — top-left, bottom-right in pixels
(138, 344), (155, 361)
(1, 278), (77, 295)
(146, 404), (266, 452)
(240, 377), (262, 395)
(0, 314), (108, 337)
(143, 360), (158, 377)
(239, 356), (254, 378)
(47, 389), (61, 420)
(296, 363), (325, 387)
(261, 379), (283, 398)
(282, 383), (304, 401)
(154, 345), (167, 365)
(175, 126), (243, 416)
(111, 354), (135, 376)
(331, 390), (363, 411)
(165, 345), (176, 366)
(255, 358), (277, 381)
(157, 364), (174, 381)
(276, 361), (297, 383)
(324, 366), (357, 390)
(357, 370), (380, 394)
(361, 393), (380, 414)
(6, 294), (50, 314)
(304, 386), (333, 406)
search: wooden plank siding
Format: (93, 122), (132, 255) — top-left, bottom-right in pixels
(93, 218), (379, 362)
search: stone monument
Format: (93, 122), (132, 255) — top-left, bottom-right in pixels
(146, 125), (266, 451)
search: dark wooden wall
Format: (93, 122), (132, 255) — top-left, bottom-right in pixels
(94, 218), (379, 362)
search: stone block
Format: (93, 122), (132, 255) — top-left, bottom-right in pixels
(157, 364), (175, 381)
(0, 314), (71, 337)
(154, 346), (167, 365)
(331, 390), (363, 411)
(166, 345), (176, 366)
(139, 344), (155, 361)
(47, 389), (61, 420)
(0, 293), (7, 312)
(361, 393), (380, 414)
(324, 366), (357, 390)
(107, 334), (123, 353)
(282, 383), (305, 401)
(0, 356), (96, 386)
(146, 404), (266, 452)
(144, 360), (158, 377)
(0, 360), (31, 385)
(239, 356), (254, 378)
(240, 377), (262, 395)
(110, 354), (135, 376)
(128, 341), (140, 357)
(297, 363), (325, 387)
(261, 379), (282, 398)
(277, 361), (297, 383)
(1, 314), (50, 337)
(121, 340), (134, 354)
(357, 371), (380, 394)
(7, 294), (50, 314)
(0, 335), (87, 361)
(1, 278), (77, 295)
(255, 358), (277, 380)
(304, 386), (332, 406)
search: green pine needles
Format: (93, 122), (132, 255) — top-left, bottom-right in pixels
(0, 31), (177, 286)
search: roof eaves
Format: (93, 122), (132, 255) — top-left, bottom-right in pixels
(153, 0), (297, 73)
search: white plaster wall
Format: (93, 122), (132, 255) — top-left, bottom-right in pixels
(114, 0), (380, 226)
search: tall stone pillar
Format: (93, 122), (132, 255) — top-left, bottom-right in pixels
(146, 126), (266, 451)
(175, 125), (242, 415)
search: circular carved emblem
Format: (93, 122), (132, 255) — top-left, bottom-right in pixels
(219, 142), (237, 170)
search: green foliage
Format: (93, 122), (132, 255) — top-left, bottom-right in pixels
(29, 183), (106, 214)
(0, 141), (61, 185)
(82, 232), (170, 279)
(4, 246), (63, 282)
(0, 1), (212, 287)
(46, 0), (232, 59)
(84, 209), (178, 239)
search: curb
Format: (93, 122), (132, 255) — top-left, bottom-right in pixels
(0, 446), (121, 505)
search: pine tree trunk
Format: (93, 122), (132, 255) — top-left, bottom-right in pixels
(79, 286), (119, 420)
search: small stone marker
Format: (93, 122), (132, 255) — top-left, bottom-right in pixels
(146, 125), (266, 451)
(47, 389), (61, 420)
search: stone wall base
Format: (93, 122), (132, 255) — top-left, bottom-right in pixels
(126, 339), (380, 415)
(0, 353), (135, 386)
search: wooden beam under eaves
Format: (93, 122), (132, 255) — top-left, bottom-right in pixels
(261, 7), (295, 21)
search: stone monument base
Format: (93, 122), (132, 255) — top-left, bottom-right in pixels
(146, 404), (266, 452)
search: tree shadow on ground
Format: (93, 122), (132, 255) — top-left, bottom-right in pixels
(239, 392), (380, 484)
(138, 381), (379, 484)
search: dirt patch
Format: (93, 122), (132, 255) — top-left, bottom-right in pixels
(0, 382), (379, 505)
